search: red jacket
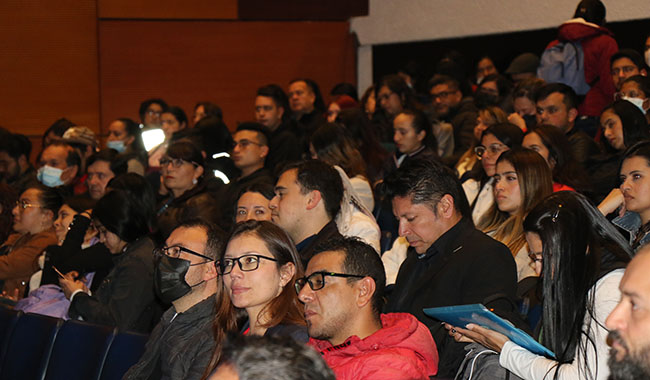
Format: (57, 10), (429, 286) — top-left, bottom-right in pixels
(309, 313), (438, 380)
(549, 18), (618, 117)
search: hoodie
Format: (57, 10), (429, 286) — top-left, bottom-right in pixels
(549, 18), (618, 117)
(309, 313), (439, 380)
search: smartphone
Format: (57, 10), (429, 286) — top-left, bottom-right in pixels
(52, 266), (65, 279)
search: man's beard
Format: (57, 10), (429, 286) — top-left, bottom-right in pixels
(607, 330), (650, 380)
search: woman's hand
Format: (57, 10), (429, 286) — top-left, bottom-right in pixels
(598, 188), (625, 217)
(507, 113), (527, 132)
(59, 271), (88, 300)
(444, 323), (510, 353)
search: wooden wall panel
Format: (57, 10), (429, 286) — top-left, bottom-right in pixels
(99, 20), (355, 130)
(238, 0), (368, 21)
(98, 0), (238, 20)
(0, 0), (100, 160)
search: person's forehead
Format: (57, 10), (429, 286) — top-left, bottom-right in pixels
(109, 120), (126, 131)
(238, 191), (268, 207)
(88, 160), (112, 173)
(21, 188), (41, 201)
(612, 57), (637, 69)
(538, 92), (565, 107)
(306, 250), (345, 275)
(167, 226), (207, 250)
(431, 83), (451, 93)
(621, 250), (650, 300)
(393, 195), (433, 215)
(234, 130), (259, 142)
(42, 145), (68, 161)
(256, 95), (276, 107)
(393, 113), (413, 128)
(0, 151), (14, 162)
(148, 103), (163, 111)
(621, 81), (643, 93)
(290, 81), (309, 92)
(278, 168), (299, 188)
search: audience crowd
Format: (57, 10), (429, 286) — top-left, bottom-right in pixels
(1, 1), (650, 379)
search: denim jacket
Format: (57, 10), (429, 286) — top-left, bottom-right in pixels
(612, 212), (650, 252)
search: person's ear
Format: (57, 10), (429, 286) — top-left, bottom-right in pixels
(62, 165), (79, 182)
(278, 106), (285, 120)
(260, 145), (269, 159)
(567, 107), (579, 124)
(204, 261), (218, 281)
(416, 129), (426, 143)
(305, 190), (322, 211)
(194, 165), (204, 180)
(436, 194), (455, 219)
(125, 135), (135, 146)
(355, 277), (376, 309)
(17, 154), (27, 168)
(278, 262), (295, 288)
(41, 208), (55, 225)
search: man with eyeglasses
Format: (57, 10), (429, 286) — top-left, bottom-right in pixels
(296, 236), (438, 380)
(610, 49), (648, 91)
(428, 75), (478, 156)
(138, 98), (168, 128)
(125, 219), (226, 380)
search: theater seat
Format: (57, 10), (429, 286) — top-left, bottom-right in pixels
(0, 307), (22, 364)
(0, 312), (63, 379)
(44, 320), (116, 380)
(97, 330), (149, 380)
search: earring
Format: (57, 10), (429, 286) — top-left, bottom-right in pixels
(192, 178), (198, 185)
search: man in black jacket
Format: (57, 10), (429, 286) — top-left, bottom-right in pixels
(124, 219), (226, 380)
(383, 160), (519, 378)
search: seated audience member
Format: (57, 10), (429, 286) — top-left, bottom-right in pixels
(589, 99), (650, 202)
(124, 219), (236, 380)
(449, 191), (631, 380)
(507, 77), (545, 131)
(188, 117), (238, 186)
(193, 101), (223, 125)
(360, 84), (378, 121)
(382, 159), (518, 377)
(611, 49), (648, 91)
(428, 74), (478, 155)
(618, 75), (650, 124)
(382, 109), (438, 180)
(1, 185), (60, 301)
(455, 105), (508, 179)
(86, 149), (127, 200)
(209, 334), (335, 380)
(475, 73), (513, 112)
(476, 149), (553, 281)
(15, 196), (110, 318)
(523, 124), (591, 192)
(326, 95), (357, 123)
(376, 74), (416, 124)
(475, 55), (498, 85)
(60, 188), (159, 332)
(156, 140), (220, 238)
(535, 83), (600, 166)
(288, 78), (326, 154)
(505, 53), (540, 84)
(463, 123), (524, 224)
(335, 108), (389, 184)
(254, 84), (301, 173)
(221, 122), (274, 227)
(149, 105), (187, 168)
(0, 133), (38, 194)
(235, 182), (275, 224)
(310, 123), (374, 211)
(599, 142), (650, 252)
(217, 220), (306, 340)
(296, 236), (438, 379)
(606, 245), (650, 380)
(61, 126), (98, 163)
(0, 184), (17, 244)
(42, 118), (76, 148)
(139, 98), (168, 128)
(330, 82), (358, 101)
(106, 117), (147, 174)
(37, 141), (83, 193)
(269, 160), (343, 266)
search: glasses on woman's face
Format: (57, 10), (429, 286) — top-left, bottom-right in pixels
(217, 254), (278, 275)
(474, 143), (507, 158)
(159, 157), (198, 168)
(294, 271), (365, 294)
(14, 199), (41, 211)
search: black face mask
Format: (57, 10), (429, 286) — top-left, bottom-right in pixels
(523, 114), (537, 130)
(154, 255), (205, 304)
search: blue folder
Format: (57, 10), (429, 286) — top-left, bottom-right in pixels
(423, 303), (555, 358)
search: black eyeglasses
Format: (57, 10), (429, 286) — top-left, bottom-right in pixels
(294, 271), (365, 294)
(159, 157), (199, 168)
(232, 139), (263, 150)
(217, 254), (277, 275)
(154, 246), (214, 262)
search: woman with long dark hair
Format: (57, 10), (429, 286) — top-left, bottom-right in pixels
(449, 191), (631, 380)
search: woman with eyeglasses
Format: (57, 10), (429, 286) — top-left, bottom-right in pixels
(60, 188), (159, 332)
(218, 220), (306, 339)
(476, 149), (553, 281)
(462, 122), (524, 224)
(0, 185), (60, 302)
(156, 139), (220, 238)
(455, 106), (508, 179)
(448, 191), (631, 380)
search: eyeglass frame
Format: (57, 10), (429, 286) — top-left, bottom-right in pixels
(474, 143), (507, 158)
(232, 139), (264, 150)
(294, 271), (365, 295)
(216, 254), (278, 275)
(154, 245), (214, 263)
(159, 156), (199, 168)
(14, 200), (42, 210)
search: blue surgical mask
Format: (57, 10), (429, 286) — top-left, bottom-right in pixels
(107, 140), (126, 153)
(37, 165), (64, 187)
(622, 97), (648, 115)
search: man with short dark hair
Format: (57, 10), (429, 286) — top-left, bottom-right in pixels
(192, 101), (223, 125)
(428, 74), (478, 155)
(125, 219), (226, 380)
(38, 141), (83, 193)
(0, 133), (38, 194)
(86, 150), (127, 200)
(255, 84), (301, 172)
(535, 83), (600, 165)
(606, 245), (650, 379)
(611, 49), (648, 90)
(297, 236), (438, 380)
(269, 160), (343, 265)
(382, 159), (518, 377)
(288, 79), (326, 155)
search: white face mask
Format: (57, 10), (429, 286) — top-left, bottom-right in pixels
(37, 165), (64, 187)
(622, 96), (648, 114)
